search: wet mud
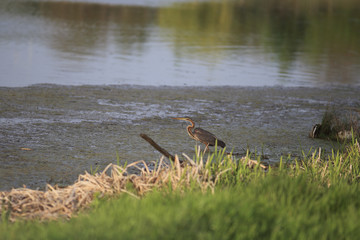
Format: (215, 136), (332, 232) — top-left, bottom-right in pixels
(0, 84), (359, 190)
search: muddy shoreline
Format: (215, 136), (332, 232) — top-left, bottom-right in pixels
(1, 84), (359, 190)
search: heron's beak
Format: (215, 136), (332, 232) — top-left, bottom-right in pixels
(172, 117), (186, 120)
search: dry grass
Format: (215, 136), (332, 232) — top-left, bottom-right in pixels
(0, 153), (263, 222)
(2, 137), (359, 223)
(1, 138), (359, 223)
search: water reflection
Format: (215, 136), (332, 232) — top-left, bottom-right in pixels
(10, 2), (156, 56)
(158, 0), (360, 84)
(0, 0), (359, 86)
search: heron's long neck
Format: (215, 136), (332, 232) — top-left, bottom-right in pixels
(186, 122), (195, 138)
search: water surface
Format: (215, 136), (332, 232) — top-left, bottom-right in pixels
(1, 0), (359, 87)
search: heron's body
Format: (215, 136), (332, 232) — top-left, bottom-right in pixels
(172, 117), (226, 149)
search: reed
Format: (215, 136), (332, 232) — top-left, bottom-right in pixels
(0, 146), (266, 222)
(1, 139), (359, 223)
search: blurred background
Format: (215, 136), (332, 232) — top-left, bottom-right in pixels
(1, 0), (359, 87)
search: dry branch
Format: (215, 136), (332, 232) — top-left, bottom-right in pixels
(140, 133), (176, 162)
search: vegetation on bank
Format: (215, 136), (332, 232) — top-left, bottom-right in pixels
(310, 108), (360, 141)
(1, 139), (360, 239)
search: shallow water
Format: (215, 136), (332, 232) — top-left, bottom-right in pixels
(1, 84), (359, 190)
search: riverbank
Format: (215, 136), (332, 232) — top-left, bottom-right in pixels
(1, 139), (360, 239)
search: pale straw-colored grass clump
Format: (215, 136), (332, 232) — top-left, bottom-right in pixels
(0, 152), (262, 222)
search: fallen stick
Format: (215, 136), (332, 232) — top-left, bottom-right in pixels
(140, 134), (176, 162)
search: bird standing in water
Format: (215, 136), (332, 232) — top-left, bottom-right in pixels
(172, 117), (226, 151)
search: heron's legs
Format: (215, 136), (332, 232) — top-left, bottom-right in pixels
(203, 144), (210, 154)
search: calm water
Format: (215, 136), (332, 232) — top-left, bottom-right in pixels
(0, 0), (360, 190)
(1, 0), (359, 87)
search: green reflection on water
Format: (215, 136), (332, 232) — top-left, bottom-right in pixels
(158, 0), (360, 83)
(2, 0), (360, 84)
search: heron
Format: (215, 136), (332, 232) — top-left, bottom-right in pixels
(172, 117), (226, 151)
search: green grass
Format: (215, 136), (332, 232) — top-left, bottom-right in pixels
(1, 140), (360, 240)
(2, 176), (360, 240)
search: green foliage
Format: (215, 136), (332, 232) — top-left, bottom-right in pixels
(1, 141), (360, 239)
(2, 175), (360, 239)
(89, 164), (100, 175)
